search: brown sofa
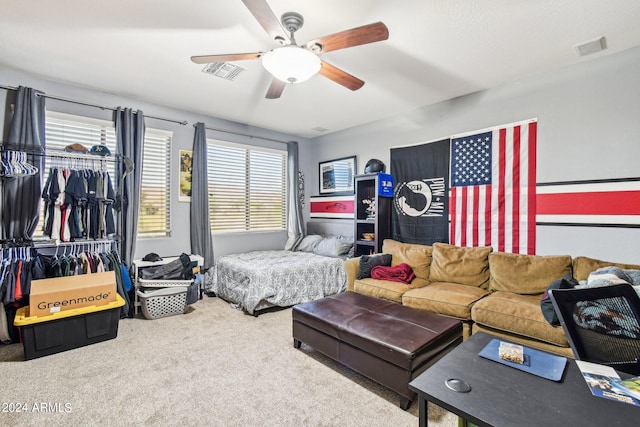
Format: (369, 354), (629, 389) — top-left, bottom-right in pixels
(344, 239), (640, 357)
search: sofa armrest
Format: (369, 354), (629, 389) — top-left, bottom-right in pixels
(344, 257), (360, 292)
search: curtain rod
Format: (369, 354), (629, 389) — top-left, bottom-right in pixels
(198, 124), (292, 144)
(1, 84), (188, 126)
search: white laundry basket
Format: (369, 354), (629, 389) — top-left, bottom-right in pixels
(136, 286), (189, 319)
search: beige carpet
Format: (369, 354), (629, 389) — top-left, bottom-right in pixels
(1, 296), (458, 426)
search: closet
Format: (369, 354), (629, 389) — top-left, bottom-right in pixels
(1, 145), (128, 344)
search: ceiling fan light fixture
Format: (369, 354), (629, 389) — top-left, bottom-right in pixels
(261, 46), (321, 84)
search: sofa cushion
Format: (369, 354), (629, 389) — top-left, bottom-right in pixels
(471, 291), (568, 346)
(429, 243), (492, 288)
(353, 277), (428, 303)
(402, 282), (489, 320)
(382, 239), (432, 281)
(572, 256), (640, 282)
(489, 252), (573, 295)
(357, 254), (392, 279)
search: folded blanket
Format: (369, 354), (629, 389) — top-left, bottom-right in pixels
(371, 263), (415, 284)
(581, 266), (640, 291)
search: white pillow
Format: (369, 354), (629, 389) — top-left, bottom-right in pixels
(295, 234), (324, 252)
(313, 236), (353, 257)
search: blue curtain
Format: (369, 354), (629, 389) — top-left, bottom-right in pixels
(115, 107), (145, 266)
(190, 123), (214, 269)
(284, 141), (304, 250)
(2, 86), (46, 241)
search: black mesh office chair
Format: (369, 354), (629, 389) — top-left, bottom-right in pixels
(549, 284), (640, 375)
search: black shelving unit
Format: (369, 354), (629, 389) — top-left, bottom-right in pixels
(353, 173), (392, 256)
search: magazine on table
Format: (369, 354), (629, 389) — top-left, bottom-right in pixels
(611, 376), (640, 400)
(576, 360), (640, 406)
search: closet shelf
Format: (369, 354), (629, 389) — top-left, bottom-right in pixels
(32, 238), (119, 248)
(0, 143), (44, 155)
(44, 147), (121, 161)
(2, 145), (121, 161)
(1, 238), (120, 249)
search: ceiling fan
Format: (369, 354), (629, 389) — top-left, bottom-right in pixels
(191, 0), (389, 99)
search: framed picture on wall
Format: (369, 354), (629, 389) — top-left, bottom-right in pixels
(310, 195), (355, 219)
(319, 155), (357, 195)
(179, 149), (193, 202)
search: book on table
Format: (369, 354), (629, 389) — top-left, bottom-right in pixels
(576, 360), (640, 406)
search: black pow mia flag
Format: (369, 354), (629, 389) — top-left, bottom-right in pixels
(390, 138), (450, 245)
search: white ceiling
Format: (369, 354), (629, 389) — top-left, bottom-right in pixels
(1, 1), (640, 139)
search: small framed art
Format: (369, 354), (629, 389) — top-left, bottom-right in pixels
(179, 149), (193, 202)
(318, 155), (356, 195)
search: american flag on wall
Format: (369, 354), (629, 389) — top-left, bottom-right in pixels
(449, 119), (537, 254)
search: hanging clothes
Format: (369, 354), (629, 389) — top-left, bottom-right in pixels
(41, 167), (116, 242)
(1, 86), (46, 242)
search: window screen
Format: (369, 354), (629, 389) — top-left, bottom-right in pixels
(137, 128), (171, 237)
(206, 140), (286, 233)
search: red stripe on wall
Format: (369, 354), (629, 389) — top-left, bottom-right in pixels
(537, 190), (640, 215)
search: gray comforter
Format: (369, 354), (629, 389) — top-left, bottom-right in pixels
(209, 250), (347, 314)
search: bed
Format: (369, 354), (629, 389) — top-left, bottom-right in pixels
(207, 235), (352, 315)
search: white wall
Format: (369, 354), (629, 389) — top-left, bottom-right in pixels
(307, 47), (640, 264)
(0, 66), (312, 261)
(3, 46), (640, 264)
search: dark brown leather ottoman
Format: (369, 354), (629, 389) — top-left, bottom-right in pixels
(292, 291), (462, 409)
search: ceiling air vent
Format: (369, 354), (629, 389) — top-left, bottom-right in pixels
(201, 62), (246, 81)
(574, 36), (607, 57)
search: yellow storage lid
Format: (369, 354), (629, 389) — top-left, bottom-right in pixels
(14, 294), (125, 326)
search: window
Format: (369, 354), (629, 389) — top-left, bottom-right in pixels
(46, 111), (118, 153)
(137, 128), (172, 238)
(38, 112), (118, 238)
(207, 140), (287, 233)
(42, 111), (171, 238)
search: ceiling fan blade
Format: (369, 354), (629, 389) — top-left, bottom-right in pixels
(305, 22), (389, 54)
(265, 78), (286, 99)
(319, 61), (364, 91)
(191, 53), (262, 64)
(242, 0), (290, 44)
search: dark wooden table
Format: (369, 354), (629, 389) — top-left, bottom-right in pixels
(409, 332), (639, 426)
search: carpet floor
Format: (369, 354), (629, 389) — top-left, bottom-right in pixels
(1, 295), (458, 426)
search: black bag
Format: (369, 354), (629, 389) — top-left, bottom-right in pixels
(540, 274), (578, 325)
(140, 253), (194, 281)
(186, 280), (199, 305)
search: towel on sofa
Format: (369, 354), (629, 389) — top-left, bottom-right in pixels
(371, 263), (416, 284)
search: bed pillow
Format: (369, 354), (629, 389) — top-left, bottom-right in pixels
(358, 254), (392, 279)
(294, 234), (324, 252)
(313, 236), (353, 257)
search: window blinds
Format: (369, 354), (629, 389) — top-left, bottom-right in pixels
(207, 140), (286, 233)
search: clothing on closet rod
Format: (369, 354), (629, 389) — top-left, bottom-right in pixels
(0, 244), (117, 306)
(41, 165), (116, 242)
(0, 243), (132, 344)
